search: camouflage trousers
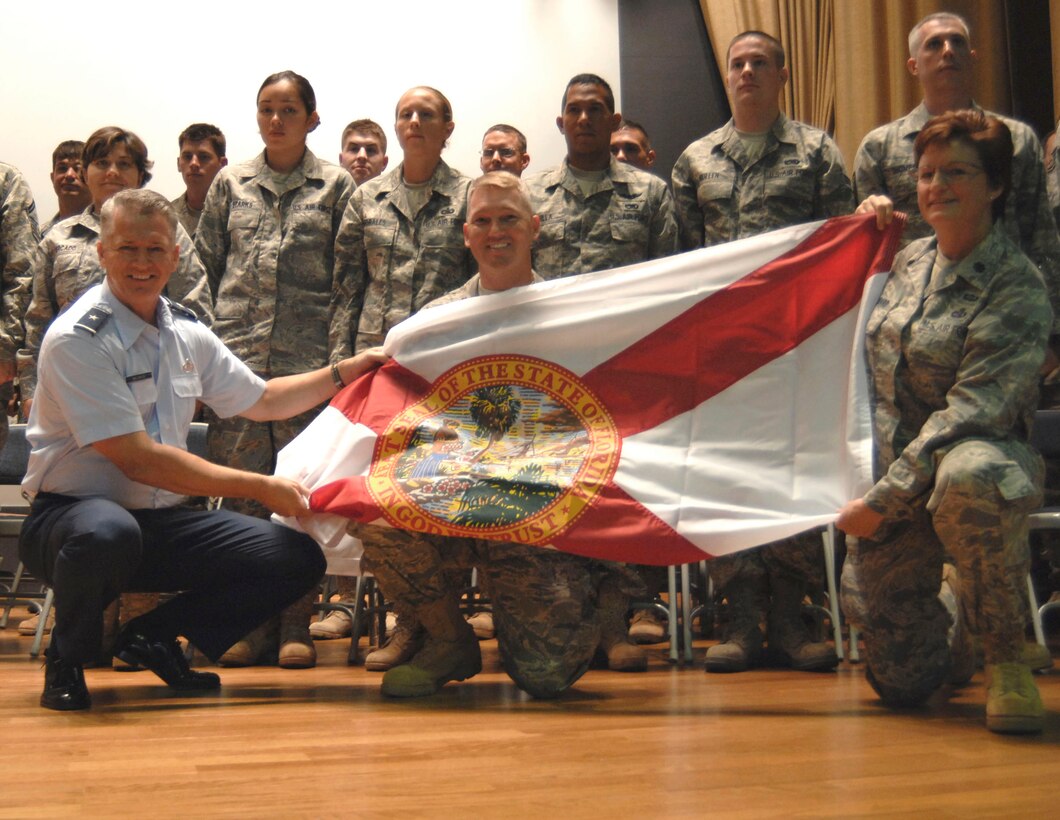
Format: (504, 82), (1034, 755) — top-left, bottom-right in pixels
(841, 438), (1042, 706)
(205, 407), (319, 518)
(709, 530), (825, 613)
(351, 522), (601, 699)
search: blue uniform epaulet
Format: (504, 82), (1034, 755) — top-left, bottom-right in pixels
(73, 304), (112, 335)
(164, 297), (199, 322)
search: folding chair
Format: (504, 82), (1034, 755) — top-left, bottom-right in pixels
(0, 423), (52, 657)
(1027, 409), (1060, 648)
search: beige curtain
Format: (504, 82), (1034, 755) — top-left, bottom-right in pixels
(700, 1), (1016, 170)
(834, 1), (1012, 167)
(699, 0), (836, 131)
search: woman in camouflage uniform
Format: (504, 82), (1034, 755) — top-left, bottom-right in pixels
(195, 71), (354, 669)
(841, 111), (1051, 734)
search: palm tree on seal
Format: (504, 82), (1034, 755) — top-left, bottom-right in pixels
(468, 385), (522, 462)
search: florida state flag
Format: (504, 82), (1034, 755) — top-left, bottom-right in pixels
(276, 214), (902, 569)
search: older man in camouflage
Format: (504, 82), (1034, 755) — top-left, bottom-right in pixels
(0, 162), (37, 447)
(853, 12), (1060, 320)
(354, 172), (601, 699)
(671, 31), (855, 674)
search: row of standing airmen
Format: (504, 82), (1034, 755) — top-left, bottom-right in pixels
(0, 14), (1057, 710)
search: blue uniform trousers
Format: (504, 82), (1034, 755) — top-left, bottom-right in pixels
(19, 492), (325, 664)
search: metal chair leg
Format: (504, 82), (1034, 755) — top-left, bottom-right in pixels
(681, 564), (694, 663)
(30, 587), (54, 658)
(667, 565), (679, 663)
(0, 561), (27, 628)
(1028, 572), (1047, 647)
(822, 525), (845, 661)
(347, 575), (369, 666)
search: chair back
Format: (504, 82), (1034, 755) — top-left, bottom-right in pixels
(1031, 410), (1060, 459)
(0, 424), (30, 486)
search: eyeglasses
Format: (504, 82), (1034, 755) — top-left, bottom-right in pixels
(480, 147), (517, 159)
(916, 163), (984, 185)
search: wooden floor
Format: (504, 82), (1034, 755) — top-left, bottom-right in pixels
(2, 608), (1059, 819)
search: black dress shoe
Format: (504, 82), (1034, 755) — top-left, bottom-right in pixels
(114, 628), (221, 691)
(41, 650), (91, 711)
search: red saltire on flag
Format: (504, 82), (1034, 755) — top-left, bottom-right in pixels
(276, 214), (903, 569)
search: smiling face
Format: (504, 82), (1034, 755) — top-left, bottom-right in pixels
(84, 144), (143, 210)
(916, 139), (999, 235)
(98, 207), (179, 324)
(256, 79), (318, 156)
(395, 88), (453, 163)
(462, 180), (539, 286)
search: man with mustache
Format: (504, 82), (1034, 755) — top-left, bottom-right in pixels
(41, 142), (91, 236)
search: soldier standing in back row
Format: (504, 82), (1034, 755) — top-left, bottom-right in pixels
(171, 123), (227, 236)
(853, 12), (1060, 320)
(332, 85), (474, 672)
(0, 161), (38, 451)
(523, 73), (680, 673)
(672, 31), (855, 674)
(525, 73), (677, 281)
(195, 71), (353, 670)
(18, 127), (213, 418)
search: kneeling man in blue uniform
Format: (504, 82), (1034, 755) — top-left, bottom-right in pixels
(20, 189), (385, 710)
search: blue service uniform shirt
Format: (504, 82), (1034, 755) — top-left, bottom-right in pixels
(23, 280), (265, 508)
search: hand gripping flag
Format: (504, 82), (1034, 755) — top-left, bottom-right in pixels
(276, 214), (902, 568)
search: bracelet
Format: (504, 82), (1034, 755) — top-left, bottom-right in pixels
(331, 362), (346, 391)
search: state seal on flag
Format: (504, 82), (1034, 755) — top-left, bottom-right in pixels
(365, 354), (620, 544)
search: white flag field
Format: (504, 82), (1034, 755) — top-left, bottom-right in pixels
(276, 214), (902, 569)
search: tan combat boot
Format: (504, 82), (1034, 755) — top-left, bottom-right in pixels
(18, 608), (54, 636)
(365, 611), (426, 671)
(466, 610), (496, 640)
(380, 599), (481, 697)
(705, 585), (765, 673)
(1021, 641), (1054, 672)
(309, 576), (359, 639)
(278, 590), (317, 669)
(309, 609), (352, 640)
(218, 618), (277, 667)
(986, 662), (1044, 734)
(597, 578), (648, 672)
(764, 574), (838, 672)
(628, 608), (668, 644)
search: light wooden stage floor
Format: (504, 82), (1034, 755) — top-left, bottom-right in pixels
(2, 613), (1059, 818)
